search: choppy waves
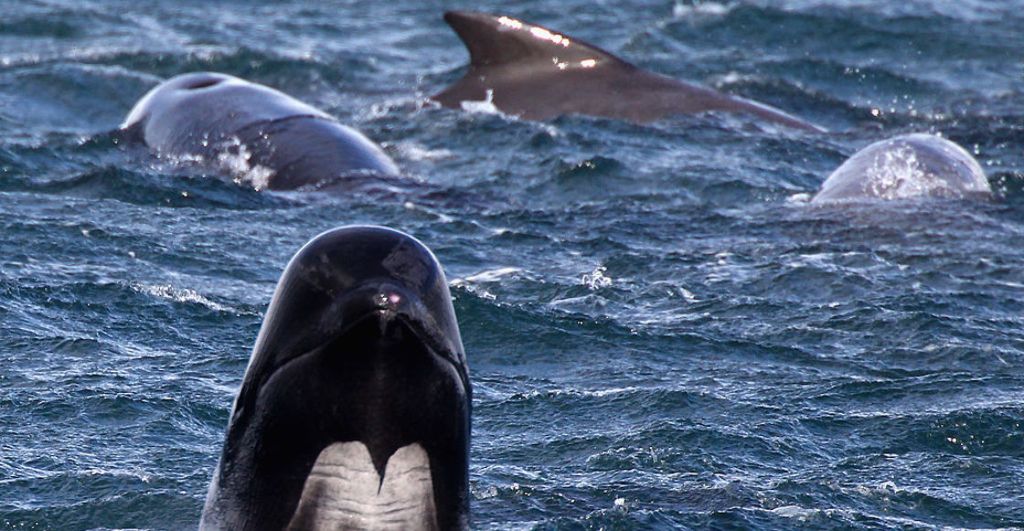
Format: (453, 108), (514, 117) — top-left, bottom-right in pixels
(2, 0), (1024, 529)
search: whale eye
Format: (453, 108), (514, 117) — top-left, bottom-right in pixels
(185, 78), (221, 90)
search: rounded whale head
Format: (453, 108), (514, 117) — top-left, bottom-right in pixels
(812, 133), (991, 203)
(122, 72), (331, 136)
(201, 226), (470, 530)
(121, 72), (400, 189)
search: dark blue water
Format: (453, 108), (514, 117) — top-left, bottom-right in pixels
(2, 1), (1023, 529)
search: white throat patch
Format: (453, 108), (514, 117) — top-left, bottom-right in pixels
(287, 442), (437, 530)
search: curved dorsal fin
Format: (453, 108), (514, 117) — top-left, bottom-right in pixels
(443, 11), (627, 69)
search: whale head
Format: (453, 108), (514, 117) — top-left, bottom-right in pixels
(201, 225), (470, 530)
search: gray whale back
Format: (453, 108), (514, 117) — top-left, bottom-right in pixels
(812, 134), (991, 203)
(432, 11), (825, 131)
(122, 72), (399, 190)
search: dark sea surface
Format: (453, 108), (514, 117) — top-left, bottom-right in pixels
(2, 0), (1024, 529)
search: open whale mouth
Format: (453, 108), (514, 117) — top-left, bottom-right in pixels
(259, 290), (464, 395)
(261, 297), (457, 531)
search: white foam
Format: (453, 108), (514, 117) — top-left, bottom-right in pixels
(863, 145), (942, 199)
(449, 267), (522, 302)
(673, 1), (734, 18)
(473, 485), (499, 500)
(458, 267), (523, 285)
(214, 137), (275, 191)
(582, 266), (613, 290)
(394, 141), (454, 161)
(718, 71), (746, 85)
(133, 283), (230, 312)
(504, 386), (642, 401)
(460, 89), (504, 116)
(452, 268), (524, 288)
(771, 505), (819, 519)
(402, 201), (454, 223)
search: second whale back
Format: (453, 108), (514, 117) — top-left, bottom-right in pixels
(433, 11), (825, 131)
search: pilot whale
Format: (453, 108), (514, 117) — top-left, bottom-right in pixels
(122, 72), (399, 190)
(200, 226), (471, 530)
(812, 133), (991, 203)
(433, 11), (825, 131)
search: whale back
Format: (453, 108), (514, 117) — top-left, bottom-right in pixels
(432, 11), (825, 131)
(122, 72), (333, 155)
(813, 134), (991, 202)
(442, 10), (624, 70)
(122, 72), (398, 189)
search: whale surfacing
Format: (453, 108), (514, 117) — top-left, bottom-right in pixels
(200, 226), (470, 530)
(812, 134), (991, 203)
(432, 11), (825, 131)
(122, 72), (399, 190)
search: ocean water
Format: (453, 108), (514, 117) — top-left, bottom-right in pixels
(2, 0), (1024, 529)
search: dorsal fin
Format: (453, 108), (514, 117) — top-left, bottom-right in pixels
(443, 11), (627, 69)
